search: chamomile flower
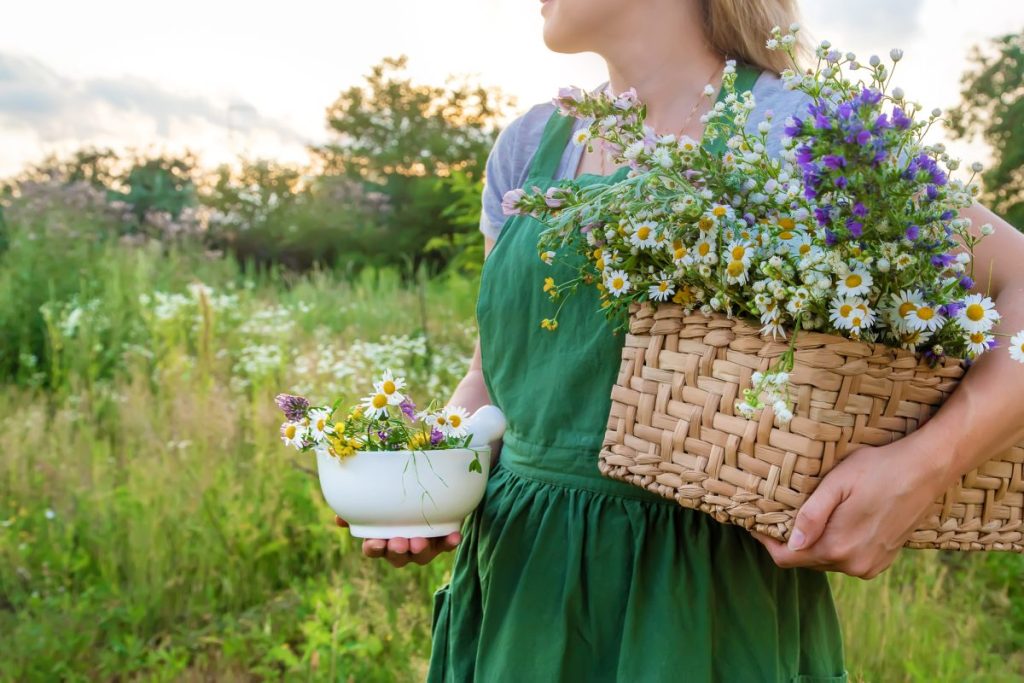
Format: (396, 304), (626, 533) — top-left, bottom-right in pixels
(677, 135), (699, 155)
(836, 268), (873, 297)
(670, 239), (695, 266)
(905, 302), (945, 333)
(893, 253), (914, 270)
(280, 421), (306, 449)
(899, 328), (932, 352)
(629, 220), (659, 249)
(761, 314), (786, 338)
(572, 128), (592, 146)
(725, 241), (753, 266)
(725, 256), (751, 285)
(441, 405), (471, 438)
(965, 331), (994, 357)
(539, 250), (556, 265)
(374, 369), (407, 405)
(648, 274), (676, 301)
(361, 390), (391, 419)
(308, 408), (332, 442)
(605, 269), (632, 296)
(1010, 331), (1024, 364)
(694, 235), (717, 264)
(956, 293), (999, 333)
(887, 289), (924, 330)
(829, 296), (873, 333)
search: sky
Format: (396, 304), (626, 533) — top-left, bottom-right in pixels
(0, 1), (1020, 178)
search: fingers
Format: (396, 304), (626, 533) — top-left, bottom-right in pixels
(357, 532), (463, 567)
(789, 478), (845, 551)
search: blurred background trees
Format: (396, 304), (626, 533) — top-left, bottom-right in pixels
(949, 28), (1024, 228)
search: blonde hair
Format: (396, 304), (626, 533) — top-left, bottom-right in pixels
(699, 0), (810, 73)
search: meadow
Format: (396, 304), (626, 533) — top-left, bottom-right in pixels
(2, 188), (1024, 682)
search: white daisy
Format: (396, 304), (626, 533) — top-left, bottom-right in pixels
(1010, 331), (1024, 364)
(957, 294), (999, 333)
(670, 239), (695, 267)
(694, 235), (717, 264)
(605, 269), (632, 297)
(572, 128), (592, 146)
(893, 253), (914, 270)
(965, 331), (994, 357)
(725, 241), (753, 267)
(629, 220), (660, 249)
(441, 405), (471, 438)
(888, 289), (925, 331)
(906, 302), (946, 333)
(836, 268), (873, 297)
(373, 369), (407, 405)
(899, 328), (933, 352)
(829, 296), (870, 332)
(361, 389), (391, 419)
(280, 421), (306, 449)
(761, 314), (786, 339)
(724, 257), (751, 285)
(648, 275), (676, 302)
(677, 135), (699, 155)
(308, 408), (332, 442)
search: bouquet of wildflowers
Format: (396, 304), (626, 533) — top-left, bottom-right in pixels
(275, 369), (483, 473)
(503, 25), (1024, 420)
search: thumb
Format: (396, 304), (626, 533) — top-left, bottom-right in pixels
(789, 476), (844, 551)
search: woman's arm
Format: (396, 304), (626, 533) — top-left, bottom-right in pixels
(751, 202), (1024, 578)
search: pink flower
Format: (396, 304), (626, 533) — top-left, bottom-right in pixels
(501, 188), (526, 216)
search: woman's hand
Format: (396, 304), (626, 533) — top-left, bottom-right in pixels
(750, 434), (946, 580)
(335, 515), (461, 568)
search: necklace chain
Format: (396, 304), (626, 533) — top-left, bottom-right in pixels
(598, 60), (725, 176)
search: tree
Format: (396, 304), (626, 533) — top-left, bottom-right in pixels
(315, 55), (514, 279)
(948, 30), (1024, 229)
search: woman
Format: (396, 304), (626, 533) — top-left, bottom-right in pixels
(338, 1), (1024, 680)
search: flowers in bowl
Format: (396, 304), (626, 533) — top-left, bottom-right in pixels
(275, 370), (506, 538)
(276, 368), (483, 473)
(503, 25), (1024, 419)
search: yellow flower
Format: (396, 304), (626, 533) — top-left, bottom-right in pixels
(408, 431), (430, 450)
(543, 277), (559, 299)
(540, 318), (559, 330)
(351, 406), (363, 420)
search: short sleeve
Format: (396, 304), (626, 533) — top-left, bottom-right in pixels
(745, 71), (813, 159)
(479, 115), (526, 241)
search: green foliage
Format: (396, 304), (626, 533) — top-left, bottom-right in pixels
(317, 54), (512, 183)
(425, 169), (487, 278)
(949, 29), (1024, 228)
(315, 55), (513, 279)
(108, 153), (199, 228)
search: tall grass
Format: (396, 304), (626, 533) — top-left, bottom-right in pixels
(1, 203), (1023, 680)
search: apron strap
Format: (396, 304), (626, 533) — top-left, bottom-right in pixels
(525, 62), (763, 183)
(524, 108), (576, 186)
(703, 61), (761, 156)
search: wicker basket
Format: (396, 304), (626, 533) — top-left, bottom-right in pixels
(598, 302), (1024, 553)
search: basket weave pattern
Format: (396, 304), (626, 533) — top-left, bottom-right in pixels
(598, 302), (1024, 552)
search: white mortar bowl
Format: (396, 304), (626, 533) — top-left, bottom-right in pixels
(316, 405), (505, 538)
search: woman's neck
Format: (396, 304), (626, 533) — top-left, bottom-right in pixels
(598, 6), (725, 135)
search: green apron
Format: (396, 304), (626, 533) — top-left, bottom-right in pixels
(428, 65), (848, 683)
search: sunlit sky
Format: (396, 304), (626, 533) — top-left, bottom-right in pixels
(0, 1), (1019, 178)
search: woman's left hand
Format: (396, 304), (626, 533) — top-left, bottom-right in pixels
(750, 436), (946, 579)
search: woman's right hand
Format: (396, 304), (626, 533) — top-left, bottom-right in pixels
(335, 516), (462, 568)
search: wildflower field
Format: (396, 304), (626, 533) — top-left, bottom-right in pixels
(2, 188), (1024, 682)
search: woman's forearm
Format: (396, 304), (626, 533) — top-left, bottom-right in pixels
(904, 274), (1024, 497)
(447, 337), (503, 466)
